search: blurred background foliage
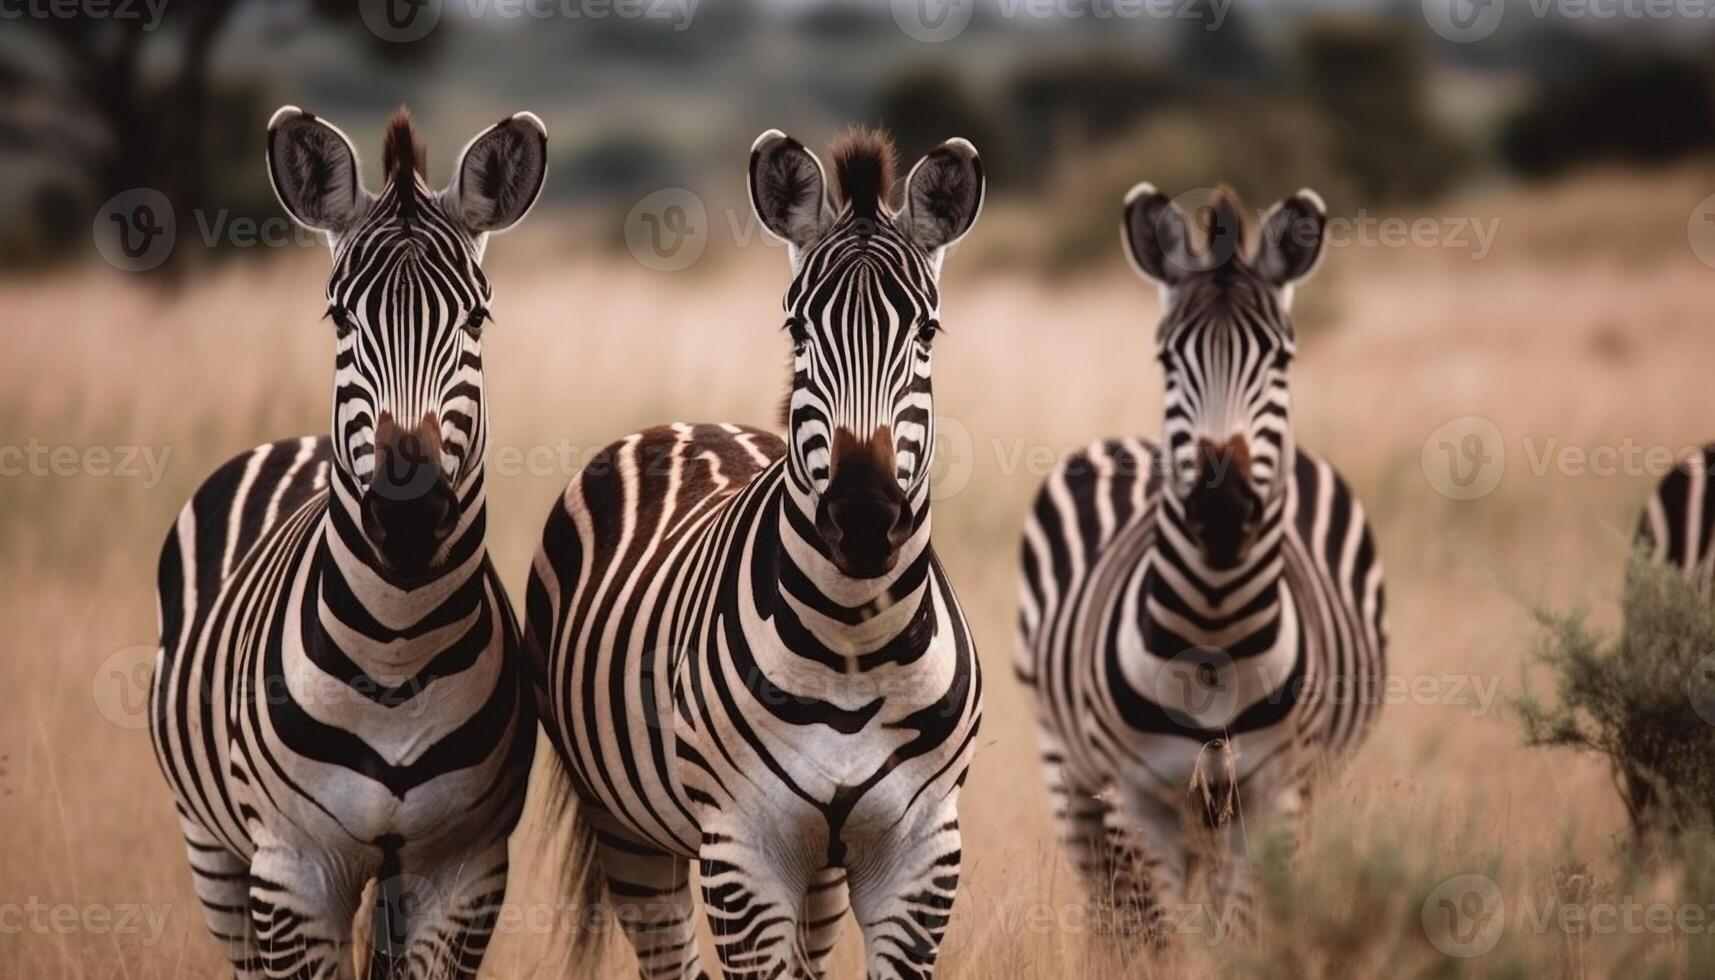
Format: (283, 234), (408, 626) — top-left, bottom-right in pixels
(3, 0), (1714, 276)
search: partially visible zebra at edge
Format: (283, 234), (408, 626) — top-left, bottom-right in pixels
(527, 127), (986, 980)
(1015, 185), (1387, 942)
(1630, 445), (1715, 829)
(150, 106), (547, 980)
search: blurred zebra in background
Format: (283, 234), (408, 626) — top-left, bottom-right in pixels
(1016, 186), (1386, 941)
(1639, 448), (1715, 595)
(527, 127), (985, 980)
(150, 106), (546, 980)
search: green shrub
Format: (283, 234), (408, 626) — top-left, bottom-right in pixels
(1517, 553), (1715, 842)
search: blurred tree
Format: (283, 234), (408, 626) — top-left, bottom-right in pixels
(872, 64), (1008, 187)
(1004, 54), (1185, 184)
(0, 0), (440, 277)
(1500, 43), (1715, 177)
(1295, 17), (1467, 204)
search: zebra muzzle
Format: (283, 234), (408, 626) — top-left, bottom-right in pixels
(362, 412), (460, 572)
(1185, 436), (1260, 569)
(817, 426), (913, 578)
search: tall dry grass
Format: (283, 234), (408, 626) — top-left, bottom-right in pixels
(6, 166), (1715, 977)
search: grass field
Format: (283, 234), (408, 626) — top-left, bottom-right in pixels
(6, 167), (1715, 978)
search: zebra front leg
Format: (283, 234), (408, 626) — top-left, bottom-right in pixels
(178, 816), (265, 979)
(248, 846), (366, 980)
(1114, 786), (1193, 945)
(846, 811), (962, 980)
(798, 866), (850, 976)
(1040, 740), (1151, 936)
(593, 822), (706, 980)
(368, 838), (510, 980)
(698, 831), (810, 979)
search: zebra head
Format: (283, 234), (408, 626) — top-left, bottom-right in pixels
(749, 128), (984, 578)
(1121, 185), (1328, 569)
(266, 106), (548, 573)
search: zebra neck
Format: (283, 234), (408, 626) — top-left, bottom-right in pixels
(316, 466), (493, 672)
(767, 474), (938, 662)
(1149, 493), (1290, 644)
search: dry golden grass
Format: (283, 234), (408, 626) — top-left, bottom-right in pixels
(6, 167), (1715, 978)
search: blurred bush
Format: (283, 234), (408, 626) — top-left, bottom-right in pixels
(1294, 17), (1469, 205)
(1500, 43), (1715, 177)
(1517, 552), (1715, 845)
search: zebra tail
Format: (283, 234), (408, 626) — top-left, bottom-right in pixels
(536, 740), (609, 974)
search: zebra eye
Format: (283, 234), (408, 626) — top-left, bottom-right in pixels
(464, 307), (491, 339)
(784, 317), (809, 350)
(918, 318), (942, 348)
(326, 305), (356, 338)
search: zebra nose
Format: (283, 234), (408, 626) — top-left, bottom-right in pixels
(816, 426), (912, 578)
(1185, 436), (1259, 568)
(363, 412), (460, 571)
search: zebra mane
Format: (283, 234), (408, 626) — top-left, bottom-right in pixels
(830, 127), (897, 222)
(381, 106), (427, 226)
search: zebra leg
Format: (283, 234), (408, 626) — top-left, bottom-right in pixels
(797, 866), (850, 976)
(368, 838), (510, 980)
(248, 846), (366, 980)
(1041, 743), (1150, 936)
(845, 811), (962, 980)
(1115, 788), (1192, 945)
(179, 816), (264, 979)
(595, 826), (705, 980)
(698, 831), (807, 979)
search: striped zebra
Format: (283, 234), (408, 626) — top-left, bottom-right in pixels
(150, 106), (547, 980)
(526, 128), (985, 980)
(1015, 186), (1386, 939)
(1630, 446), (1715, 827)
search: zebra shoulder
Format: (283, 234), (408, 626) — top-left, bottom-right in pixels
(157, 436), (331, 655)
(1638, 443), (1715, 567)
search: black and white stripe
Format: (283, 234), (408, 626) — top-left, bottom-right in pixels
(1016, 186), (1386, 939)
(150, 106), (547, 980)
(1639, 446), (1715, 595)
(527, 129), (985, 980)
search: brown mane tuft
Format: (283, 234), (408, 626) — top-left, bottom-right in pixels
(830, 127), (897, 222)
(382, 106), (427, 186)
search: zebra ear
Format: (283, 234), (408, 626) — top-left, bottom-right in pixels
(448, 112), (549, 235)
(267, 106), (368, 235)
(1254, 190), (1327, 287)
(1121, 183), (1195, 286)
(899, 138), (984, 254)
(749, 130), (834, 251)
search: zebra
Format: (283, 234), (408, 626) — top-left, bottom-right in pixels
(1629, 446), (1715, 828)
(1015, 185), (1386, 940)
(526, 128), (985, 980)
(150, 105), (547, 980)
